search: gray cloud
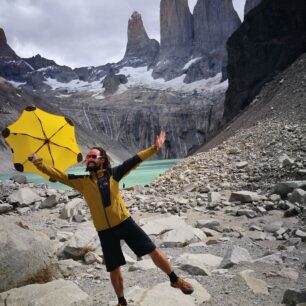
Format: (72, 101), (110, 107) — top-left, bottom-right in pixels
(0, 0), (245, 68)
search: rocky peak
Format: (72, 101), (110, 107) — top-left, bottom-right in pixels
(152, 0), (193, 80)
(0, 28), (7, 46)
(193, 0), (241, 56)
(0, 28), (18, 59)
(23, 54), (57, 70)
(122, 11), (159, 67)
(244, 0), (262, 16)
(184, 0), (241, 83)
(126, 11), (150, 49)
(159, 0), (193, 56)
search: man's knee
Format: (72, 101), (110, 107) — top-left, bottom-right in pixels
(149, 247), (161, 259)
(110, 266), (121, 278)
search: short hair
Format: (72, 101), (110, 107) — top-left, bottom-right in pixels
(91, 146), (111, 169)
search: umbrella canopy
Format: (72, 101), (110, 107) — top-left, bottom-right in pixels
(2, 105), (83, 180)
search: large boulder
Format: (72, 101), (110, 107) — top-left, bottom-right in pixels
(0, 217), (55, 292)
(59, 222), (100, 259)
(121, 279), (211, 305)
(0, 279), (90, 306)
(7, 187), (41, 207)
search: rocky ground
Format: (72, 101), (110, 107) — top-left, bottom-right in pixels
(0, 56), (306, 306)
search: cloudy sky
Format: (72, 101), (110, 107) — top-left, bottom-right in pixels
(1, 0), (246, 68)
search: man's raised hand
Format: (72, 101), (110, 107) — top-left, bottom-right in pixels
(155, 131), (166, 149)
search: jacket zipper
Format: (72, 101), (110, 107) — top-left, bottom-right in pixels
(93, 174), (111, 228)
(102, 204), (111, 228)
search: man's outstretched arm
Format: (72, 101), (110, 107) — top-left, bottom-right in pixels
(28, 154), (83, 190)
(112, 131), (166, 182)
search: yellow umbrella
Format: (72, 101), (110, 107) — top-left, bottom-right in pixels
(2, 105), (83, 180)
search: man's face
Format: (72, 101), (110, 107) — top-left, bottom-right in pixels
(85, 148), (104, 172)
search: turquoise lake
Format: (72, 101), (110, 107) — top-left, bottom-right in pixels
(0, 159), (179, 190)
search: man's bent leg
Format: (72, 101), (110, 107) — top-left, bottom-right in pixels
(149, 248), (194, 295)
(149, 248), (173, 274)
(110, 266), (124, 298)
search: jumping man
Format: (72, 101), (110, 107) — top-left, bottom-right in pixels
(29, 131), (193, 306)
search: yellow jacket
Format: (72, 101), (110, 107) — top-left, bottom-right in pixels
(34, 145), (158, 231)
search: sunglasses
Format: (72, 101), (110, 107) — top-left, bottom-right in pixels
(85, 154), (103, 160)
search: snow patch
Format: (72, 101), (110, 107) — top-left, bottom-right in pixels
(183, 57), (202, 70)
(119, 66), (228, 94)
(43, 77), (101, 93)
(7, 80), (27, 87)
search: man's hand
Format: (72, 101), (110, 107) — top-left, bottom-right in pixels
(155, 131), (166, 149)
(28, 153), (39, 162)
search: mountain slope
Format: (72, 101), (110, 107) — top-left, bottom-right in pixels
(154, 52), (306, 193)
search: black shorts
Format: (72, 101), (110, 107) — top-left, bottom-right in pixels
(97, 217), (156, 272)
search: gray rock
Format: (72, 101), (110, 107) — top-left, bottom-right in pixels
(282, 288), (306, 306)
(279, 153), (295, 167)
(41, 194), (61, 209)
(295, 229), (306, 239)
(254, 253), (283, 265)
(207, 192), (221, 208)
(128, 259), (156, 272)
(236, 269), (269, 295)
(273, 181), (306, 197)
(277, 268), (299, 280)
(236, 161), (249, 169)
(84, 251), (103, 265)
(122, 279), (210, 305)
(60, 198), (84, 219)
(61, 223), (99, 259)
(236, 209), (257, 218)
(8, 187), (41, 206)
(0, 203), (13, 213)
(160, 225), (206, 247)
(196, 219), (220, 230)
(263, 221), (283, 233)
(10, 175), (27, 184)
(0, 217), (55, 292)
(229, 191), (265, 203)
(0, 279), (90, 306)
(57, 259), (82, 277)
(288, 188), (306, 206)
(175, 253), (222, 276)
(140, 215), (188, 236)
(219, 246), (252, 268)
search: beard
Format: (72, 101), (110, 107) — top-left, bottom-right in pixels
(85, 161), (101, 172)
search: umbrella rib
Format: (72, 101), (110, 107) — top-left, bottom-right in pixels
(21, 141), (48, 165)
(11, 133), (45, 141)
(47, 142), (55, 167)
(50, 140), (78, 155)
(49, 123), (68, 141)
(34, 112), (48, 139)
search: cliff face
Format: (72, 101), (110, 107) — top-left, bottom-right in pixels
(0, 28), (18, 59)
(152, 0), (193, 80)
(244, 0), (262, 16)
(193, 0), (240, 56)
(224, 0), (306, 121)
(53, 87), (226, 159)
(184, 0), (241, 83)
(121, 11), (159, 67)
